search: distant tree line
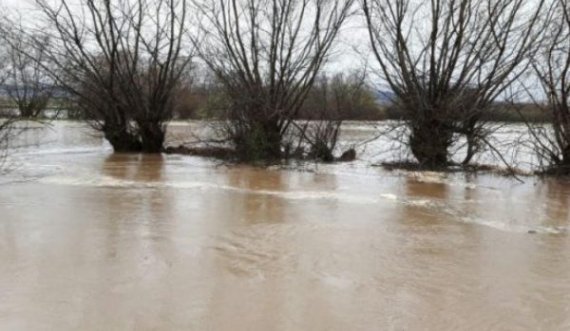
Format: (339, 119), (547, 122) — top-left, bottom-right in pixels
(0, 0), (569, 174)
(170, 69), (382, 121)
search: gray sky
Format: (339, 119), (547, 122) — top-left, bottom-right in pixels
(1, 0), (370, 74)
(3, 0), (34, 11)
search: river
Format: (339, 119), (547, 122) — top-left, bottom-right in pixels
(0, 121), (569, 330)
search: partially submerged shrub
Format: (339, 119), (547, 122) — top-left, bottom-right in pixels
(194, 0), (355, 161)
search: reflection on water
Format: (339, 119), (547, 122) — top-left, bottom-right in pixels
(103, 153), (165, 182)
(0, 122), (569, 330)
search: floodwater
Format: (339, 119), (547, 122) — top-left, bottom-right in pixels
(0, 122), (569, 330)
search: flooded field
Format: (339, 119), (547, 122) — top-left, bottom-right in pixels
(0, 122), (569, 330)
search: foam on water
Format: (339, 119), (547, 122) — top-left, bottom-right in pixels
(458, 215), (568, 235)
(13, 146), (106, 156)
(38, 174), (385, 204)
(36, 172), (565, 234)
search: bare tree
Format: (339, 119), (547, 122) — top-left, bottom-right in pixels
(362, 0), (546, 168)
(9, 0), (192, 153)
(5, 34), (54, 118)
(526, 0), (570, 175)
(0, 15), (21, 170)
(193, 0), (355, 160)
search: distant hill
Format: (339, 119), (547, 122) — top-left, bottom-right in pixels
(375, 90), (394, 105)
(0, 84), (71, 98)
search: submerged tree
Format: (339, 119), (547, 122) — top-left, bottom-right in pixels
(526, 0), (570, 175)
(193, 0), (355, 160)
(9, 0), (191, 152)
(362, 0), (546, 168)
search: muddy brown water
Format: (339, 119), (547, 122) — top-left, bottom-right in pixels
(0, 122), (569, 330)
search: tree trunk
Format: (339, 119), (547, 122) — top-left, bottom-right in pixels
(20, 107), (35, 118)
(104, 128), (143, 152)
(261, 120), (283, 159)
(139, 123), (166, 153)
(559, 146), (570, 174)
(234, 119), (282, 161)
(462, 135), (477, 165)
(409, 121), (451, 168)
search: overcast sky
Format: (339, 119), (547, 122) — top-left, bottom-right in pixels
(4, 0), (34, 11)
(1, 0), (371, 74)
